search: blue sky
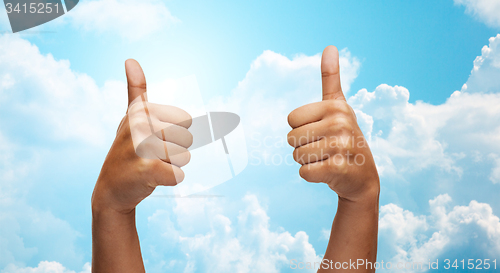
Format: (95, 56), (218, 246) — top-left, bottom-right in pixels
(1, 0), (500, 272)
(20, 0), (498, 103)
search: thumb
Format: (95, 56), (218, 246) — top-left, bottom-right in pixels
(125, 59), (147, 106)
(321, 46), (345, 101)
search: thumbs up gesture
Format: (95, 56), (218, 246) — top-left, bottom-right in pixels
(92, 59), (192, 214)
(287, 46), (379, 202)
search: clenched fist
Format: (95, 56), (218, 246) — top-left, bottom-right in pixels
(287, 46), (379, 202)
(91, 60), (193, 273)
(91, 59), (192, 214)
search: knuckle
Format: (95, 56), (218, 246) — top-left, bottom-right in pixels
(151, 160), (165, 172)
(320, 160), (332, 173)
(326, 118), (339, 132)
(138, 158), (154, 173)
(129, 79), (147, 90)
(337, 136), (353, 151)
(344, 140), (353, 151)
(333, 159), (349, 175)
(323, 101), (352, 117)
(337, 102), (351, 114)
(339, 163), (349, 175)
(142, 139), (156, 151)
(128, 103), (143, 116)
(326, 119), (347, 135)
(330, 117), (353, 134)
(321, 68), (339, 78)
(323, 101), (337, 114)
(337, 117), (352, 128)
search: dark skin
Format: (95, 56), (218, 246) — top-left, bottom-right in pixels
(287, 46), (379, 272)
(91, 47), (379, 272)
(92, 59), (191, 273)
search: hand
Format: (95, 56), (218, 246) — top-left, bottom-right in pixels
(287, 46), (379, 202)
(91, 59), (193, 214)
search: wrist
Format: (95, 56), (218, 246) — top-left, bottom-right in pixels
(91, 182), (135, 216)
(92, 202), (136, 232)
(338, 180), (380, 209)
(91, 185), (110, 214)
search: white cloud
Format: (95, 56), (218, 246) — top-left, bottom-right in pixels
(379, 203), (428, 246)
(0, 138), (35, 269)
(0, 34), (125, 147)
(347, 35), (500, 180)
(67, 0), (178, 40)
(350, 87), (500, 178)
(489, 154), (500, 184)
(1, 261), (90, 273)
(0, 132), (34, 199)
(454, 0), (500, 28)
(147, 194), (321, 273)
(348, 84), (461, 176)
(0, 131), (87, 273)
(462, 34), (500, 93)
(338, 48), (361, 93)
(379, 194), (500, 272)
(0, 175), (83, 272)
(0, 38), (96, 269)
